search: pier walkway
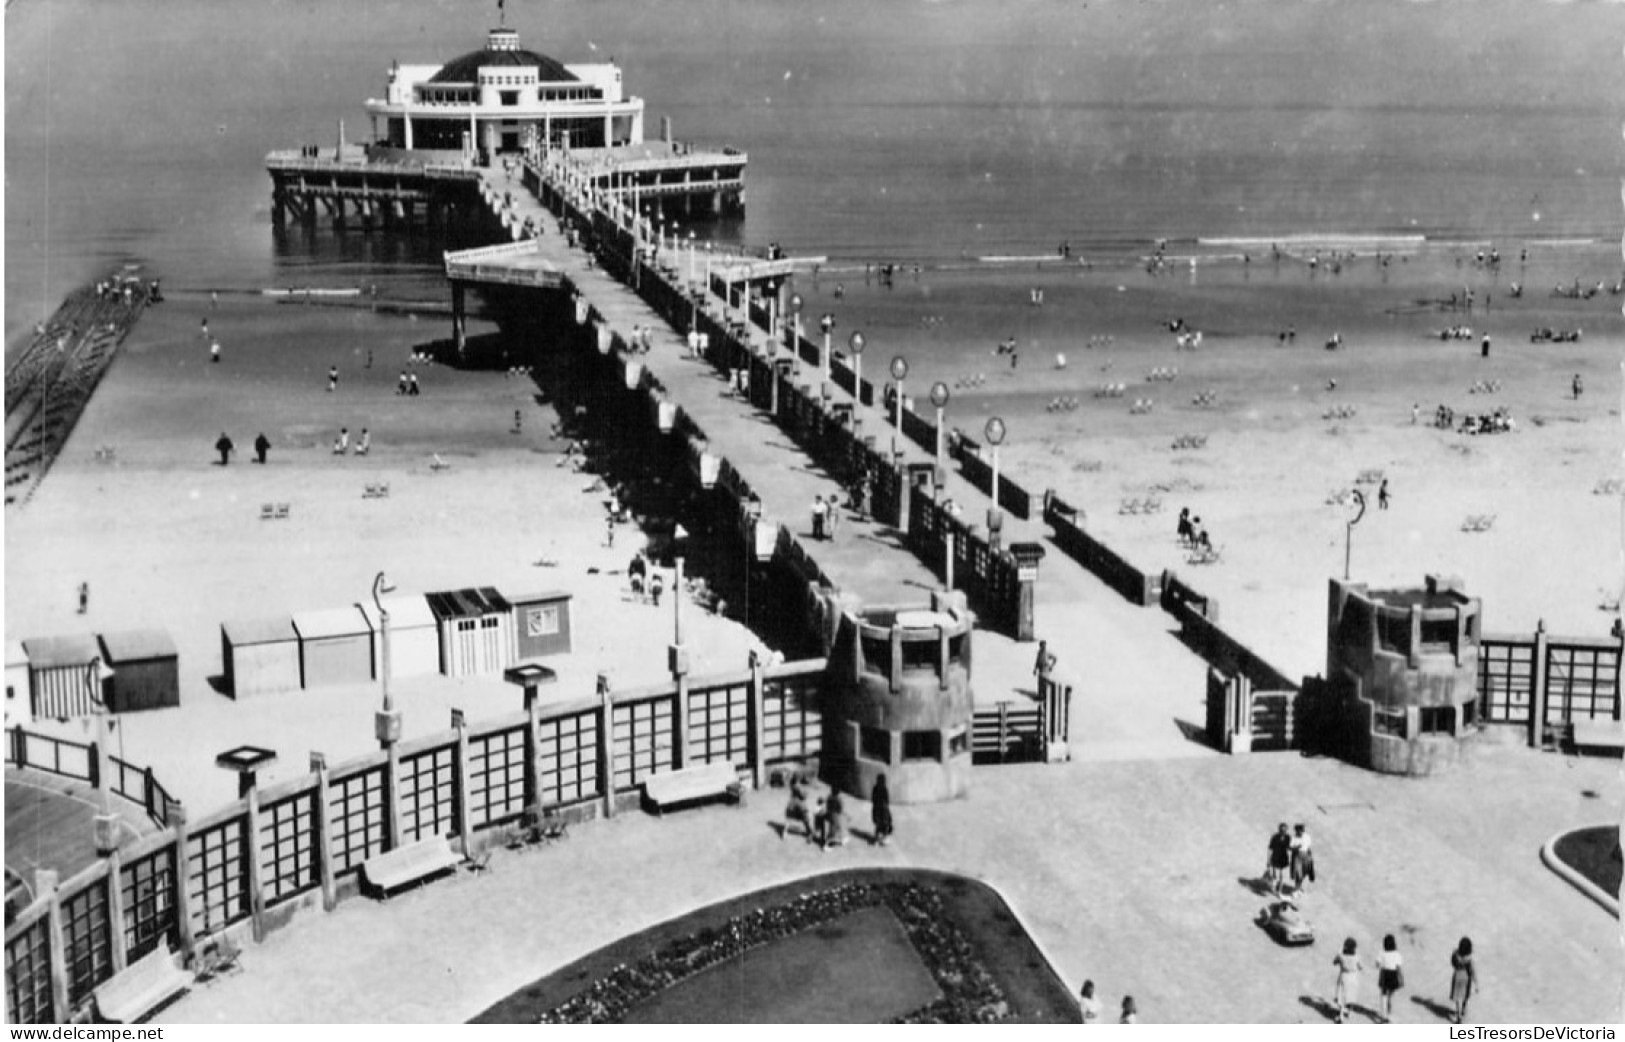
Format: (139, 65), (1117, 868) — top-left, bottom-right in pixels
(467, 161), (1213, 760)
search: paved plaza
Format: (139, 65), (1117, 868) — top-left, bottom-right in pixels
(163, 743), (1620, 1024)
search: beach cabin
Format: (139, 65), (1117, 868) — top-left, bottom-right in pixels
(357, 594), (441, 680)
(293, 606), (375, 689)
(221, 617), (302, 699)
(6, 641), (32, 726)
(98, 629), (180, 712)
(23, 634), (109, 720)
(507, 591), (575, 660)
(426, 587), (513, 677)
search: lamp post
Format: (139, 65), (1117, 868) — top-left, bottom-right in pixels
(889, 355), (908, 455)
(789, 293), (804, 374)
(373, 571), (399, 746)
(1344, 489), (1366, 581)
(849, 331), (866, 419)
(930, 381), (951, 474)
(984, 416), (1007, 518)
(820, 313), (835, 383)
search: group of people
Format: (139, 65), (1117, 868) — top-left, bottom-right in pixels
(1329, 934), (1477, 1025)
(811, 494), (840, 540)
(1077, 981), (1137, 1024)
(626, 550), (665, 607)
(1264, 822), (1315, 896)
(1176, 507), (1212, 551)
(627, 324), (657, 354)
(781, 773), (892, 850)
(213, 432), (274, 466)
(331, 427), (370, 456)
(395, 370), (422, 396)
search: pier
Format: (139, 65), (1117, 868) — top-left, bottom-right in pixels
(4, 273), (153, 506)
(452, 154), (1217, 760)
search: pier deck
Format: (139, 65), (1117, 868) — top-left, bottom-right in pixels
(471, 163), (1213, 758)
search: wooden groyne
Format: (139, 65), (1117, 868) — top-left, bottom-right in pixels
(5, 271), (154, 506)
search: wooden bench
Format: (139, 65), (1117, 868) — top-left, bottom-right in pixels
(1571, 719), (1625, 756)
(361, 835), (463, 898)
(643, 761), (744, 815)
(93, 947), (189, 1023)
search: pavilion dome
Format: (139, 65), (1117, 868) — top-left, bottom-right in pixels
(428, 28), (578, 84)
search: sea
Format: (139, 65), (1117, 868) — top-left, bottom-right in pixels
(6, 0), (1622, 355)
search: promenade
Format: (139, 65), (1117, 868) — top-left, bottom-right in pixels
(162, 743), (1621, 1024)
(474, 162), (1215, 760)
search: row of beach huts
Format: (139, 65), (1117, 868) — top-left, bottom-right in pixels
(4, 587), (574, 724)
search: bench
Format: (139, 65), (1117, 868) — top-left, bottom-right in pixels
(361, 834), (463, 898)
(643, 761), (745, 815)
(1570, 719), (1625, 756)
(93, 947), (189, 1023)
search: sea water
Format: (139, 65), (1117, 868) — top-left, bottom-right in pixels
(6, 0), (1620, 354)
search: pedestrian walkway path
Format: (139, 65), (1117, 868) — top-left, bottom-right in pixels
(160, 746), (1621, 1024)
(474, 163), (1214, 758)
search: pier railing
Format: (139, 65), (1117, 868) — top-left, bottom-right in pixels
(2, 658), (827, 1024)
(5, 725), (176, 829)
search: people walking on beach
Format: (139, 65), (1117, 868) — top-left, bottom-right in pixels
(1573, 374), (1583, 399)
(1448, 937), (1477, 1023)
(1376, 934), (1404, 1023)
(1290, 823), (1315, 891)
(210, 340), (221, 363)
(1266, 822), (1292, 895)
(77, 582), (89, 615)
(334, 428), (350, 455)
(356, 428), (370, 456)
(1378, 479), (1390, 510)
(1332, 938), (1363, 1023)
(215, 432), (234, 466)
(1119, 997), (1138, 1024)
(870, 773), (893, 846)
(409, 372), (421, 396)
(1177, 507), (1193, 545)
(328, 366), (339, 392)
(254, 432), (270, 465)
(650, 571), (664, 607)
(1480, 334), (1491, 358)
(200, 318), (209, 339)
(397, 371), (409, 395)
(1078, 981), (1102, 1023)
(1411, 403), (1420, 425)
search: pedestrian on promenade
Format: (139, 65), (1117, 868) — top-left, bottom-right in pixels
(328, 366), (339, 392)
(870, 773), (893, 846)
(1332, 937), (1363, 1023)
(1266, 822), (1292, 895)
(650, 572), (664, 608)
(812, 495), (826, 539)
(1449, 937), (1477, 1024)
(77, 582), (89, 615)
(783, 776), (810, 842)
(1376, 934), (1404, 1023)
(1119, 997), (1138, 1024)
(1078, 981), (1102, 1023)
(822, 789), (847, 850)
(1290, 823), (1315, 891)
(1034, 640), (1057, 681)
(254, 432), (270, 465)
(215, 432), (234, 466)
(826, 500), (841, 541)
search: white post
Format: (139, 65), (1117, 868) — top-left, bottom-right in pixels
(935, 405), (945, 470)
(991, 444), (1001, 513)
(823, 328), (831, 382)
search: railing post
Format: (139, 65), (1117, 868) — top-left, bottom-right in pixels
(169, 805), (197, 964)
(1530, 622), (1549, 747)
(11, 724), (23, 769)
(310, 754), (337, 912)
(749, 664), (767, 790)
(37, 869), (68, 1023)
(597, 674), (617, 819)
(524, 688), (541, 811)
(453, 715), (474, 857)
(244, 787), (267, 943)
(997, 702), (1009, 765)
(104, 852), (128, 975)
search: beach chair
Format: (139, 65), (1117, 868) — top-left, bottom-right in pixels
(430, 454), (452, 472)
(260, 503), (276, 520)
(274, 503), (290, 520)
(193, 934), (242, 984)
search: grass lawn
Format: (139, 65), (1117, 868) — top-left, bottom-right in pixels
(1552, 826), (1621, 899)
(624, 904), (939, 1023)
(470, 867), (1080, 1024)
